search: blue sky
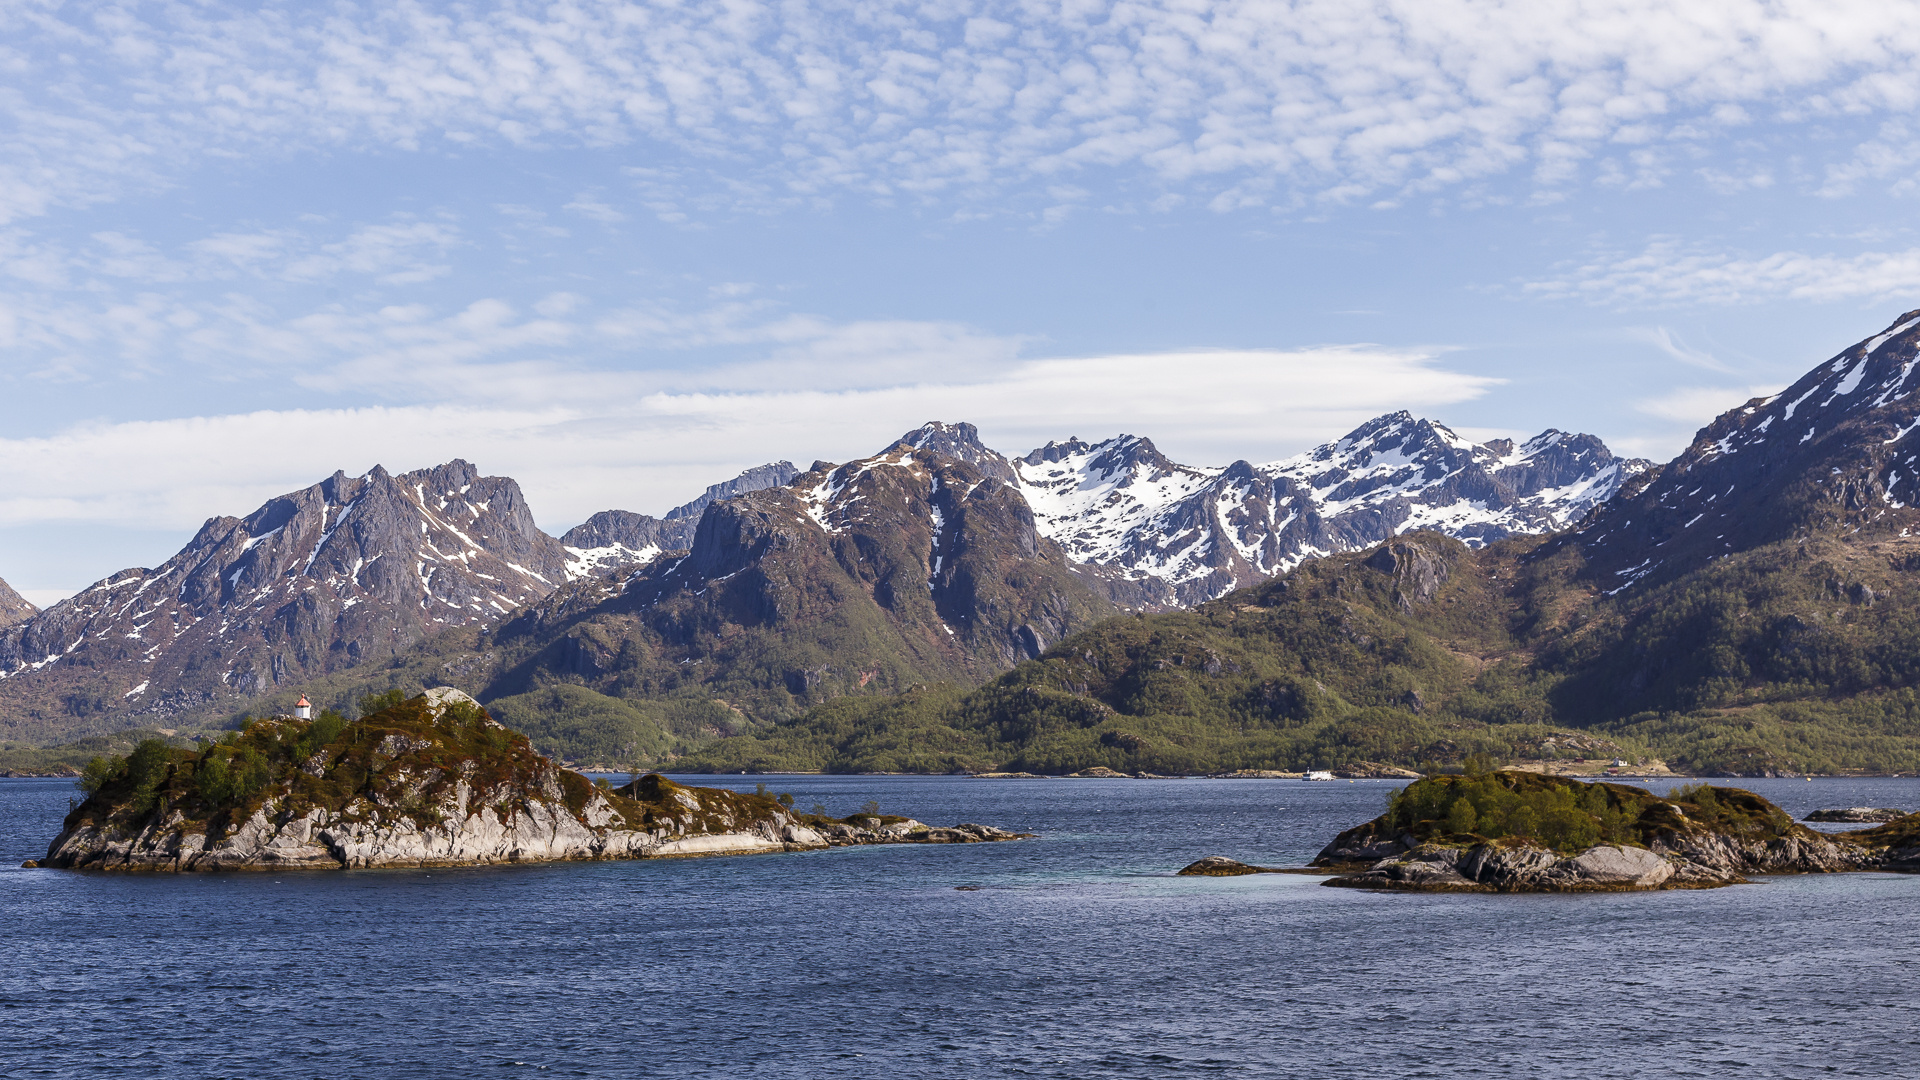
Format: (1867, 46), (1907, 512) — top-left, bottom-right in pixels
(6, 0), (1920, 603)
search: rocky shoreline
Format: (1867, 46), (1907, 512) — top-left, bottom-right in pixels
(1296, 772), (1920, 893)
(32, 690), (1029, 873)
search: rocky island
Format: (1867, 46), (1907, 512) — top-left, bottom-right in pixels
(33, 689), (1027, 872)
(1306, 771), (1920, 892)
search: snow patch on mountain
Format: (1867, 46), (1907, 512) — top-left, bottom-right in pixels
(1010, 412), (1647, 607)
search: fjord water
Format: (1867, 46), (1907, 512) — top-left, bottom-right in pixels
(4, 776), (1917, 1079)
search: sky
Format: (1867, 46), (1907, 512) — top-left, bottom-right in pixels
(7, 0), (1920, 604)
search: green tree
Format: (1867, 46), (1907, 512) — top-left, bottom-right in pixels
(76, 756), (118, 796)
(1507, 805), (1540, 838)
(1446, 798), (1478, 834)
(359, 688), (408, 716)
(196, 752), (232, 802)
(120, 739), (174, 814)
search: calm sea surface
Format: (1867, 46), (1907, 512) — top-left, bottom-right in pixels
(3, 774), (1918, 1079)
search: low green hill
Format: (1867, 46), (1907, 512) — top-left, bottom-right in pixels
(672, 526), (1920, 776)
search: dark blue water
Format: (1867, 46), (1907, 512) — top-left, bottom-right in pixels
(4, 774), (1918, 1078)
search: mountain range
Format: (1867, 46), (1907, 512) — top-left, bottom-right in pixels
(1009, 413), (1647, 606)
(0, 403), (1652, 747)
(19, 311), (1920, 775)
(678, 310), (1920, 777)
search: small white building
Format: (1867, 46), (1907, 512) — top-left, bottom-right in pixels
(1304, 770), (1336, 781)
(294, 695), (312, 720)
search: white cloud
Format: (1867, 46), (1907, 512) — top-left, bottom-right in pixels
(1526, 239), (1920, 306)
(563, 195), (626, 223)
(0, 344), (1497, 579)
(6, 1), (1920, 221)
(279, 222), (460, 285)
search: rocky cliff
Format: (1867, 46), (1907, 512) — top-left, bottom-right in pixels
(35, 688), (1024, 871)
(1311, 772), (1877, 892)
(0, 576), (34, 630)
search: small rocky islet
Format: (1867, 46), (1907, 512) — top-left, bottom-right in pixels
(1281, 771), (1920, 892)
(31, 689), (1027, 872)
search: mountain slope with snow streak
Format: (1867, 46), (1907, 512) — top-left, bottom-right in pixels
(1567, 308), (1920, 591)
(1012, 413), (1648, 607)
(0, 460), (569, 737)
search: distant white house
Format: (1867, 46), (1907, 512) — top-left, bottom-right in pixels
(294, 695), (312, 720)
(1304, 770), (1336, 781)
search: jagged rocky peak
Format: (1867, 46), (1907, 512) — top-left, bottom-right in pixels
(1021, 433), (1184, 477)
(1269, 412), (1648, 517)
(0, 460), (567, 724)
(892, 421), (1018, 485)
(0, 575), (35, 630)
(1572, 309), (1920, 590)
(664, 461), (800, 521)
(558, 461), (804, 580)
(1294, 410), (1472, 467)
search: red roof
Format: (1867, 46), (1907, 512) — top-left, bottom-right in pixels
(296, 696), (311, 706)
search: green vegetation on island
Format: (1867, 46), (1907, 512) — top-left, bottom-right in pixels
(1305, 770), (1907, 892)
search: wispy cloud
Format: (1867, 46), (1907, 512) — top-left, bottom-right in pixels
(1526, 239), (1920, 306)
(1636, 384), (1785, 424)
(1624, 326), (1733, 372)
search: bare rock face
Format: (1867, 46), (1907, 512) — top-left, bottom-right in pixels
(0, 461), (567, 737)
(0, 576), (34, 630)
(1366, 541), (1450, 611)
(1329, 841), (1722, 892)
(37, 691), (1023, 872)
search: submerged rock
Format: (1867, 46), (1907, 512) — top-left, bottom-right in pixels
(1805, 807), (1910, 823)
(1177, 855), (1284, 876)
(40, 691), (1029, 873)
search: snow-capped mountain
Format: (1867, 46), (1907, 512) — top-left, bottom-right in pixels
(0, 461), (569, 728)
(559, 462), (800, 579)
(1012, 412), (1649, 606)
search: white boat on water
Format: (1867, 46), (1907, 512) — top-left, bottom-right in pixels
(1303, 770), (1336, 781)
